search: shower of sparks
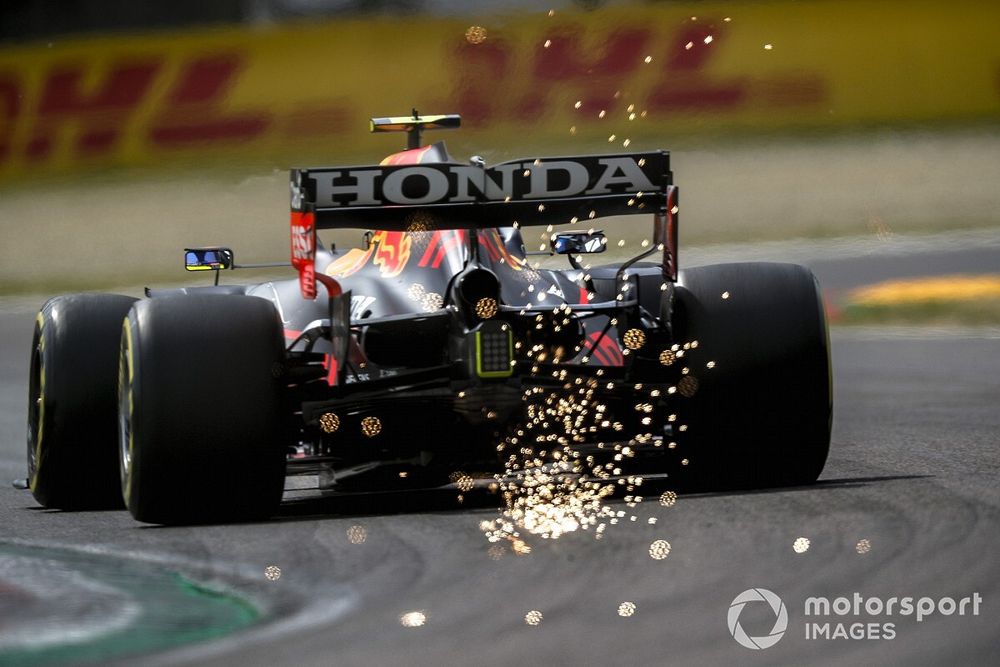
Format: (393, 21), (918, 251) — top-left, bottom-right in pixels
(618, 601), (637, 617)
(264, 565), (281, 581)
(856, 538), (872, 554)
(408, 283), (426, 301)
(475, 297), (499, 319)
(649, 540), (672, 560)
(405, 215), (432, 233)
(525, 610), (544, 625)
(659, 491), (677, 507)
(482, 381), (630, 546)
(465, 26), (487, 44)
(318, 412), (340, 433)
(477, 325), (704, 552)
(360, 416), (382, 437)
(793, 537), (811, 553)
(400, 611), (427, 627)
(623, 328), (646, 350)
(347, 525), (367, 544)
(677, 376), (699, 398)
(421, 292), (444, 312)
(450, 471), (476, 492)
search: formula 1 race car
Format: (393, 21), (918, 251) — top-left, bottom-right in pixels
(25, 113), (831, 524)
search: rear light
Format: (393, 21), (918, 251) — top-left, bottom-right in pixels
(475, 321), (513, 378)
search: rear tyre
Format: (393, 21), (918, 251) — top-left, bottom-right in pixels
(27, 294), (137, 509)
(119, 295), (286, 524)
(672, 262), (831, 489)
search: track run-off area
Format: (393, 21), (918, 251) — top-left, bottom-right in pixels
(0, 233), (998, 665)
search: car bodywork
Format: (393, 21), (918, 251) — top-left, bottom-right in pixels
(171, 114), (682, 490)
(24, 113), (830, 523)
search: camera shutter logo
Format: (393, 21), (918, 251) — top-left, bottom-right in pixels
(728, 588), (788, 649)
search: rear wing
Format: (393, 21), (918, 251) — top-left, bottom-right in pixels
(290, 151), (677, 298)
(291, 151), (670, 230)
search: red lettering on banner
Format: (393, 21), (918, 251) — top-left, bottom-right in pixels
(448, 19), (822, 122)
(648, 23), (746, 111)
(451, 40), (510, 125)
(0, 74), (20, 163)
(25, 59), (160, 161)
(149, 53), (271, 147)
(533, 26), (644, 79)
(533, 27), (651, 112)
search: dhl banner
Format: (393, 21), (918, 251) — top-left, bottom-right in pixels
(0, 0), (997, 182)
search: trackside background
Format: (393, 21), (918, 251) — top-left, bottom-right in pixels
(0, 0), (997, 181)
(0, 0), (998, 292)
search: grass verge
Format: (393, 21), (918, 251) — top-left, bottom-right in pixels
(832, 275), (1000, 326)
(835, 299), (1000, 326)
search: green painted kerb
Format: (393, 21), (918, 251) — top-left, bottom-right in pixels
(0, 544), (262, 667)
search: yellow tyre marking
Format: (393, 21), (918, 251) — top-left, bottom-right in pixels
(29, 312), (46, 493)
(121, 316), (135, 501)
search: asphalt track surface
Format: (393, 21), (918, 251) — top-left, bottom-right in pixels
(1, 243), (998, 666)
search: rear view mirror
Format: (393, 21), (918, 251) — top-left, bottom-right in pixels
(551, 231), (607, 255)
(184, 247), (234, 272)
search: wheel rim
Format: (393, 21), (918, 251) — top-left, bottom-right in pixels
(26, 326), (42, 485)
(118, 321), (133, 493)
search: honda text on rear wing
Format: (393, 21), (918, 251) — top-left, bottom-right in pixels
(290, 151), (679, 299)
